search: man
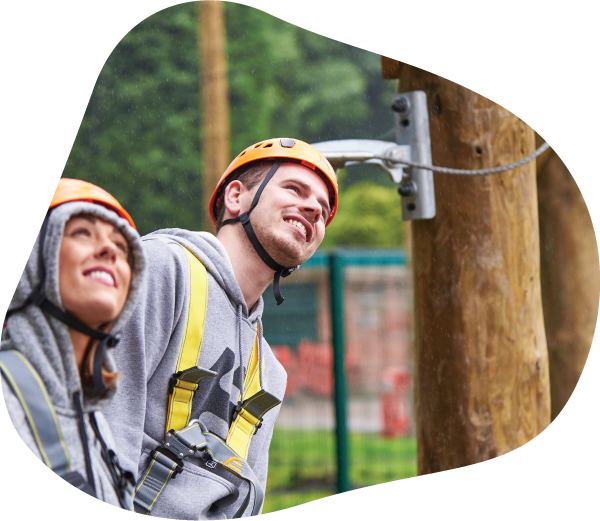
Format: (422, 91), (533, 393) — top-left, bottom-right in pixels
(104, 138), (338, 519)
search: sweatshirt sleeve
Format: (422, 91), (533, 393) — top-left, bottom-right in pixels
(104, 237), (188, 477)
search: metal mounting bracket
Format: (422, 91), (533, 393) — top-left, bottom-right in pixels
(312, 90), (436, 220)
(311, 139), (411, 183)
(392, 91), (435, 220)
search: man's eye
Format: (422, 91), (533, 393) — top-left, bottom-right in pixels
(287, 186), (300, 194)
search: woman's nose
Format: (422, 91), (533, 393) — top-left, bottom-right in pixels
(96, 236), (117, 262)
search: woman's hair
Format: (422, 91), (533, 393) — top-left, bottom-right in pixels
(80, 335), (119, 390)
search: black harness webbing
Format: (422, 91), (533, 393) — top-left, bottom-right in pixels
(221, 161), (297, 305)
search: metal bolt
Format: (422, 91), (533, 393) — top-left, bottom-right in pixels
(189, 450), (194, 454)
(166, 433), (171, 437)
(165, 442), (170, 447)
(179, 453), (184, 458)
(398, 183), (416, 197)
(392, 97), (410, 113)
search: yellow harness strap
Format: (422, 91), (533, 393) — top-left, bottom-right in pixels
(226, 328), (280, 459)
(166, 244), (281, 458)
(135, 243), (283, 516)
(165, 245), (215, 433)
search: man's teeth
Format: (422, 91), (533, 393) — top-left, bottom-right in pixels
(86, 270), (115, 286)
(285, 219), (307, 236)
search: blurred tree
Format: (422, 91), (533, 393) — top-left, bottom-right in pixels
(63, 2), (401, 245)
(319, 180), (404, 248)
(225, 3), (397, 152)
(63, 4), (202, 235)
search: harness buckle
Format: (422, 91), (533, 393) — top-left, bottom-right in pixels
(232, 402), (264, 435)
(281, 266), (297, 278)
(168, 373), (181, 394)
(154, 442), (187, 480)
(169, 366), (217, 394)
(232, 402), (243, 422)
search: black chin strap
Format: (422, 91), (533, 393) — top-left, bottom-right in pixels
(221, 161), (297, 305)
(5, 214), (120, 393)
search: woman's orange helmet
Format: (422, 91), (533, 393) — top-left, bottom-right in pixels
(208, 138), (338, 226)
(50, 178), (136, 230)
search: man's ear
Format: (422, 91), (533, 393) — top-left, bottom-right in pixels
(222, 180), (245, 219)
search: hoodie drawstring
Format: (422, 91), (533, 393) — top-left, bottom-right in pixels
(236, 304), (245, 400)
(236, 306), (265, 399)
(257, 318), (264, 390)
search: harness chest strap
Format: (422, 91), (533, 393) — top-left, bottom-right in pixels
(133, 244), (281, 516)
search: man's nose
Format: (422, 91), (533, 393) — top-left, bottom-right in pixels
(302, 195), (322, 223)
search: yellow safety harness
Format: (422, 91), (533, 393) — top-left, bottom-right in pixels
(133, 244), (281, 517)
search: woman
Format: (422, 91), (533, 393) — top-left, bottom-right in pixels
(0, 178), (145, 509)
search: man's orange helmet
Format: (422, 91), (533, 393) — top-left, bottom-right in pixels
(51, 178), (136, 229)
(208, 138), (338, 226)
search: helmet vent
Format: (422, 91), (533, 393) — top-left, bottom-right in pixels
(238, 151), (246, 157)
(262, 143), (273, 148)
(254, 142), (264, 148)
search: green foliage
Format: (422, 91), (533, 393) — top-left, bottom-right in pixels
(264, 428), (417, 513)
(64, 4), (203, 236)
(63, 2), (401, 242)
(320, 180), (405, 248)
(264, 490), (332, 514)
(226, 3), (396, 151)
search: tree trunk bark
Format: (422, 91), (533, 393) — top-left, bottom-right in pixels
(536, 137), (599, 420)
(398, 64), (551, 475)
(198, 1), (230, 233)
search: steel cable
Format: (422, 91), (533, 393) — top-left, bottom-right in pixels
(375, 142), (550, 175)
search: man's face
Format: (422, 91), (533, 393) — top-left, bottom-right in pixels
(246, 163), (331, 267)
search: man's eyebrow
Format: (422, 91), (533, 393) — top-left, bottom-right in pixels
(283, 177), (331, 215)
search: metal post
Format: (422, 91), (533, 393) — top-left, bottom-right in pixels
(328, 251), (350, 493)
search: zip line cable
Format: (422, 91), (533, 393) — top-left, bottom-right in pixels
(375, 142), (550, 175)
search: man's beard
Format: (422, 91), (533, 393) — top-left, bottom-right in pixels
(240, 216), (312, 268)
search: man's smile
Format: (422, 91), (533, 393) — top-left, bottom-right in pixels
(283, 216), (312, 241)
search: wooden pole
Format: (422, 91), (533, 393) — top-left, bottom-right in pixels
(397, 64), (551, 474)
(536, 136), (599, 420)
(198, 1), (230, 233)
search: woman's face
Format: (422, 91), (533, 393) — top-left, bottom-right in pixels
(59, 215), (132, 329)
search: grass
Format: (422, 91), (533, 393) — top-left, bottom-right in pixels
(263, 429), (417, 513)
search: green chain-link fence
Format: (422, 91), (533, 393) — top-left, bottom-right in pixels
(261, 249), (417, 513)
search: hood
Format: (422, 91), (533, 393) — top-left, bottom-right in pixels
(3, 201), (146, 411)
(145, 228), (264, 322)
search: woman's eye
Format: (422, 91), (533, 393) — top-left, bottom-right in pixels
(72, 228), (91, 237)
(115, 241), (128, 254)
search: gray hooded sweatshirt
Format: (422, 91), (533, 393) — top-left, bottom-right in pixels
(103, 229), (287, 519)
(1, 201), (146, 508)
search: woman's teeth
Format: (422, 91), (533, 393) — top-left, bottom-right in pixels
(86, 270), (115, 286)
(285, 219), (307, 237)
